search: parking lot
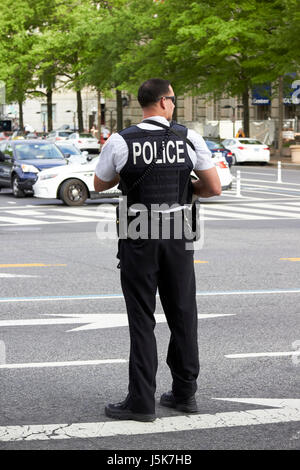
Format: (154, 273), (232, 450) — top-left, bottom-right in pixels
(0, 164), (299, 450)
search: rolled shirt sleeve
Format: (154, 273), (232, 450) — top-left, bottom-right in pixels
(187, 129), (214, 171)
(95, 133), (128, 181)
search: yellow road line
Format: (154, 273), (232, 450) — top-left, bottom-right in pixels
(0, 264), (66, 268)
(280, 258), (300, 262)
(194, 260), (209, 264)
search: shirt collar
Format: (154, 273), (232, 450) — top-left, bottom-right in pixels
(142, 116), (170, 126)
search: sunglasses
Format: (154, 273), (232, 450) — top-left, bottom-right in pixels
(161, 95), (176, 105)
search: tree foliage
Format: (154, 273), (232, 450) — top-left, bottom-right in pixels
(0, 0), (299, 132)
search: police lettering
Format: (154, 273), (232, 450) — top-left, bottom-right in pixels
(132, 140), (185, 165)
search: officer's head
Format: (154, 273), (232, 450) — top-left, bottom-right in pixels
(138, 78), (175, 121)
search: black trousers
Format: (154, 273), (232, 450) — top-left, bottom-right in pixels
(118, 237), (200, 414)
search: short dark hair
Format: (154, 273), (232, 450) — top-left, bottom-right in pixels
(138, 78), (171, 108)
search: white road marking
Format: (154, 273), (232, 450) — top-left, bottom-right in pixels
(0, 216), (47, 225)
(1, 288), (300, 303)
(206, 204), (300, 218)
(238, 172), (276, 177)
(245, 202), (300, 212)
(0, 358), (127, 369)
(4, 210), (45, 216)
(203, 208), (270, 220)
(0, 273), (38, 278)
(225, 351), (300, 359)
(38, 215), (111, 222)
(242, 178), (300, 187)
(0, 313), (234, 332)
(0, 398), (299, 442)
(56, 207), (116, 216)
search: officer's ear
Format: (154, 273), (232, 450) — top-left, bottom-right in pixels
(159, 97), (167, 110)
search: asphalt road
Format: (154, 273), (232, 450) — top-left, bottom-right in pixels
(0, 164), (299, 453)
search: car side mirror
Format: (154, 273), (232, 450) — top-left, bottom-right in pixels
(86, 155), (93, 162)
(64, 153), (71, 158)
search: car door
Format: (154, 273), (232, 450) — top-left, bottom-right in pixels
(0, 142), (7, 185)
(2, 143), (14, 186)
(0, 142), (14, 187)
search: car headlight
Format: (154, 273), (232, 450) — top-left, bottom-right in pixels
(21, 164), (39, 173)
(39, 173), (58, 181)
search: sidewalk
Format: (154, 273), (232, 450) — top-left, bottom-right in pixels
(269, 154), (300, 168)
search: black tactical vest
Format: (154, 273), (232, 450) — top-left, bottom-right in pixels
(119, 122), (194, 209)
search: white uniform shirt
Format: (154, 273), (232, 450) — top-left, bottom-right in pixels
(95, 116), (213, 182)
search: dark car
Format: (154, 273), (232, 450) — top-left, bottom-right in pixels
(0, 140), (67, 197)
(204, 138), (233, 167)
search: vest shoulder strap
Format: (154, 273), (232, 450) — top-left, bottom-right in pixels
(142, 119), (195, 151)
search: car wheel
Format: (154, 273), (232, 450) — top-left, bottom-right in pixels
(12, 176), (25, 198)
(232, 154), (238, 165)
(59, 178), (88, 206)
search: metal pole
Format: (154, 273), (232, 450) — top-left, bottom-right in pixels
(236, 170), (241, 197)
(277, 161), (282, 183)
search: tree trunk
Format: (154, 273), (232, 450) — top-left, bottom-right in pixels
(116, 89), (123, 132)
(242, 87), (250, 137)
(18, 100), (24, 131)
(97, 89), (102, 141)
(46, 88), (53, 132)
(77, 90), (84, 132)
(277, 76), (284, 157)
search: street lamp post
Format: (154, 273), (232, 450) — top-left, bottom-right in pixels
(36, 111), (47, 133)
(106, 108), (117, 134)
(66, 110), (76, 131)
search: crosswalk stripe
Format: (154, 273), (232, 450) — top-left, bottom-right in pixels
(203, 209), (272, 220)
(245, 203), (300, 212)
(0, 216), (47, 225)
(206, 205), (300, 218)
(38, 215), (113, 222)
(4, 210), (46, 216)
(2, 200), (300, 226)
(55, 207), (116, 216)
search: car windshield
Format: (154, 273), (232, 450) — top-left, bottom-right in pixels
(239, 139), (262, 145)
(58, 131), (73, 137)
(15, 143), (65, 160)
(57, 144), (81, 155)
(206, 141), (224, 150)
(79, 133), (95, 138)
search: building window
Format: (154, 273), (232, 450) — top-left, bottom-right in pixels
(284, 104), (298, 120)
(255, 105), (271, 120)
(41, 103), (56, 122)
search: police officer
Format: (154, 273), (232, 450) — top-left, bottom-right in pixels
(94, 79), (221, 422)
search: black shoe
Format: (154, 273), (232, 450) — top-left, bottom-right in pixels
(105, 396), (156, 422)
(160, 391), (198, 413)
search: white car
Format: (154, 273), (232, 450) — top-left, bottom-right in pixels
(222, 138), (270, 165)
(67, 132), (100, 155)
(212, 153), (233, 189)
(192, 152), (232, 190)
(46, 130), (73, 142)
(33, 152), (232, 206)
(33, 156), (120, 206)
